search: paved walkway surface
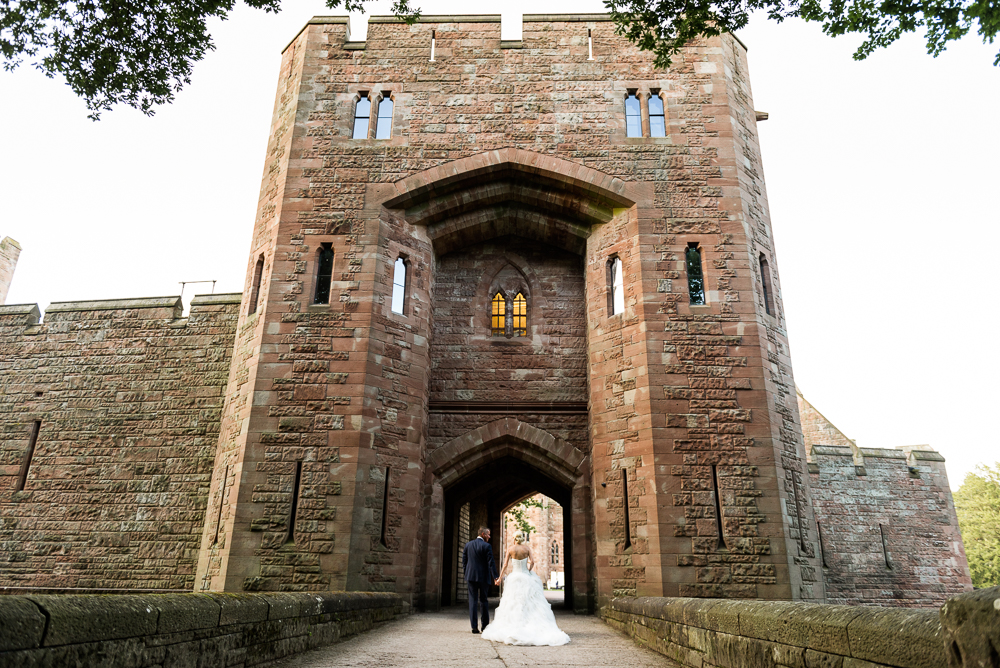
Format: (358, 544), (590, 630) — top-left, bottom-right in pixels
(272, 598), (678, 668)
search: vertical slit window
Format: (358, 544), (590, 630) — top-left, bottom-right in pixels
(512, 292), (527, 336)
(625, 93), (642, 137)
(430, 30), (436, 61)
(587, 29), (594, 60)
(817, 521), (828, 568)
(491, 293), (506, 336)
(380, 466), (391, 548)
(212, 464), (231, 546)
(759, 253), (774, 316)
(609, 257), (624, 315)
(313, 243), (334, 304)
(286, 461), (303, 544)
(249, 254), (264, 315)
(353, 95), (371, 139)
(551, 541), (559, 564)
(649, 94), (666, 137)
(621, 468), (632, 550)
(686, 243), (705, 305)
(712, 464), (726, 549)
(879, 523), (892, 569)
(391, 257), (406, 315)
(16, 420), (41, 492)
(375, 95), (394, 139)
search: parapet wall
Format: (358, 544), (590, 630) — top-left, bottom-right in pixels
(0, 590), (405, 668)
(808, 443), (972, 606)
(0, 294), (242, 592)
(603, 587), (1000, 668)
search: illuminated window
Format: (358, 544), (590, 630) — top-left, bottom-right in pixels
(375, 95), (394, 139)
(391, 257), (406, 315)
(353, 95), (371, 139)
(512, 293), (527, 336)
(649, 94), (666, 137)
(625, 93), (641, 138)
(491, 293), (506, 336)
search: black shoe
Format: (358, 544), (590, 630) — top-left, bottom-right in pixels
(472, 629), (480, 634)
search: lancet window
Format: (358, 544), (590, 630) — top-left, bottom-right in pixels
(491, 290), (528, 338)
(353, 95), (371, 139)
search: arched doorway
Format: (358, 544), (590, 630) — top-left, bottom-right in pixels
(442, 456), (572, 609)
(424, 419), (591, 613)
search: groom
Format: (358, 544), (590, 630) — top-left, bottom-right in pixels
(463, 525), (499, 634)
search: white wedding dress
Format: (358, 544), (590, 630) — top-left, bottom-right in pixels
(481, 558), (570, 646)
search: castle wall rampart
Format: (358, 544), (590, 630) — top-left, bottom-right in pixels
(0, 294), (241, 592)
(808, 444), (972, 607)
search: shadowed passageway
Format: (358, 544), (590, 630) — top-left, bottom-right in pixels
(271, 601), (678, 667)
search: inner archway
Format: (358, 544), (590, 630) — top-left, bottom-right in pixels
(441, 455), (574, 610)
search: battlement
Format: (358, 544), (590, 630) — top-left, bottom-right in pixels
(0, 293), (243, 327)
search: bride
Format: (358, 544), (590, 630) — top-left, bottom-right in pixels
(481, 531), (570, 646)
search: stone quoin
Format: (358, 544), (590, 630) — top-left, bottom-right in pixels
(0, 14), (972, 611)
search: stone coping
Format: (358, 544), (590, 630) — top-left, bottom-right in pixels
(0, 591), (406, 663)
(368, 14), (501, 23)
(523, 13), (614, 21)
(45, 296), (182, 313)
(190, 292), (243, 306)
(811, 444), (944, 461)
(605, 596), (948, 668)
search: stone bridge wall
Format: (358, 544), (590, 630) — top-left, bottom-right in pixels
(0, 295), (242, 592)
(0, 591), (405, 668)
(603, 587), (1000, 668)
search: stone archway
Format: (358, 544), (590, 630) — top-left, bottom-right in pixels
(422, 419), (591, 613)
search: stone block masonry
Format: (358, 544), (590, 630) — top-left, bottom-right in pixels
(799, 390), (973, 607)
(0, 590), (405, 668)
(0, 294), (242, 592)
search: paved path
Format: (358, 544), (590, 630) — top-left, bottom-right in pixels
(272, 599), (678, 668)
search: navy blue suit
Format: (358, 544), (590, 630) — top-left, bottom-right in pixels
(463, 537), (498, 631)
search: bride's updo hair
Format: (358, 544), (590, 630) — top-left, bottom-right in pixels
(514, 531), (527, 545)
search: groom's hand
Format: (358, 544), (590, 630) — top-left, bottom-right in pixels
(494, 578), (500, 585)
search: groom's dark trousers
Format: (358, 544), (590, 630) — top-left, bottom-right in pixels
(463, 536), (498, 631)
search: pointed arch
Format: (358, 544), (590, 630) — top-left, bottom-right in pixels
(429, 418), (585, 491)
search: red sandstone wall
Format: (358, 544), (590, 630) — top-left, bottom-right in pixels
(809, 446), (973, 606)
(194, 14), (823, 606)
(0, 295), (241, 591)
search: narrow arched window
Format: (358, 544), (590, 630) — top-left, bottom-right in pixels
(512, 292), (527, 336)
(491, 293), (506, 336)
(313, 243), (334, 304)
(759, 253), (774, 316)
(625, 93), (641, 138)
(608, 257), (624, 315)
(551, 541), (559, 564)
(249, 254), (264, 315)
(375, 95), (394, 139)
(649, 94), (666, 137)
(686, 243), (705, 305)
(391, 256), (406, 315)
(353, 95), (371, 139)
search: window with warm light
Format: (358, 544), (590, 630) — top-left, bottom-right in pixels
(491, 293), (506, 336)
(512, 293), (527, 336)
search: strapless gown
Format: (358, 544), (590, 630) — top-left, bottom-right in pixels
(481, 558), (570, 646)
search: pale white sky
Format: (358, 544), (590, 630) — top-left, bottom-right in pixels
(1, 0), (996, 489)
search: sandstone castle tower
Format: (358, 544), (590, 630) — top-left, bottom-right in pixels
(193, 13), (822, 611)
(0, 14), (971, 611)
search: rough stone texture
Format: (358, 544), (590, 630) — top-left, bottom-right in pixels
(0, 14), (971, 610)
(799, 391), (973, 607)
(192, 12), (823, 611)
(939, 585), (1000, 668)
(603, 595), (950, 668)
(0, 591), (405, 668)
(0, 237), (19, 306)
(0, 294), (242, 591)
